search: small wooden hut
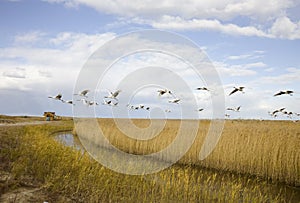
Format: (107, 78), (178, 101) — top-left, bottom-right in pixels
(43, 112), (55, 121)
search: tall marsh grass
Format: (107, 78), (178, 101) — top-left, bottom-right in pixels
(75, 119), (300, 186)
(9, 122), (298, 202)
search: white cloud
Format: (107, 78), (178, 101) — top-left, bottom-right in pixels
(227, 50), (265, 60)
(227, 54), (252, 60)
(214, 61), (257, 77)
(260, 67), (300, 84)
(245, 62), (267, 69)
(43, 0), (300, 39)
(0, 32), (116, 92)
(269, 16), (300, 40)
(147, 16), (272, 38)
(264, 68), (274, 72)
(44, 0), (295, 20)
(38, 69), (52, 78)
(149, 15), (300, 39)
(2, 67), (26, 79)
(14, 31), (46, 44)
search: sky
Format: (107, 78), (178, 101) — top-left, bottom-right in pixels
(0, 0), (300, 120)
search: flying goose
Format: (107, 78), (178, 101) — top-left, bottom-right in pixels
(195, 87), (209, 91)
(74, 89), (90, 97)
(63, 100), (74, 105)
(81, 99), (98, 106)
(169, 99), (180, 104)
(48, 93), (63, 101)
(226, 106), (241, 112)
(105, 90), (121, 100)
(274, 90), (294, 97)
(102, 100), (112, 105)
(158, 89), (173, 96)
(270, 108), (285, 116)
(283, 111), (293, 117)
(229, 87), (245, 96)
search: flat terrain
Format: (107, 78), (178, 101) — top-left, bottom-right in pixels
(0, 115), (299, 202)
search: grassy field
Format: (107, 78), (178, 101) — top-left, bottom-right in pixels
(0, 116), (300, 202)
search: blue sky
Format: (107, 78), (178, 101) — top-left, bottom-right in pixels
(0, 0), (300, 120)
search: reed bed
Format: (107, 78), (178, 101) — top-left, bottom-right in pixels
(75, 118), (300, 186)
(8, 122), (298, 202)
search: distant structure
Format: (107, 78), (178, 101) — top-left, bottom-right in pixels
(43, 112), (61, 121)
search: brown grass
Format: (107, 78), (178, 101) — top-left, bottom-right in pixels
(75, 118), (300, 186)
(1, 118), (299, 202)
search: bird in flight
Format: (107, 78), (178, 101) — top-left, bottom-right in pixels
(63, 100), (74, 105)
(282, 111), (293, 118)
(48, 93), (63, 101)
(196, 108), (204, 112)
(81, 99), (98, 106)
(102, 100), (112, 105)
(270, 108), (285, 116)
(268, 112), (278, 118)
(158, 89), (173, 97)
(273, 90), (294, 97)
(102, 100), (118, 107)
(105, 90), (121, 101)
(195, 87), (209, 91)
(169, 99), (180, 104)
(227, 106), (241, 112)
(110, 102), (118, 107)
(229, 87), (245, 96)
(74, 89), (90, 97)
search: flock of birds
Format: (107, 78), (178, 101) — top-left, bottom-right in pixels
(48, 86), (299, 120)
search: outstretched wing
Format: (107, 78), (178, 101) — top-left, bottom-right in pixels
(274, 91), (283, 96)
(229, 88), (238, 96)
(81, 89), (90, 96)
(113, 90), (121, 97)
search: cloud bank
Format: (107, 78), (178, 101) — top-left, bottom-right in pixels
(44, 0), (300, 39)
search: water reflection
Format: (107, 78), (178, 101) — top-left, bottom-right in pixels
(55, 133), (84, 152)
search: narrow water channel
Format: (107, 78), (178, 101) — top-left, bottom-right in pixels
(55, 132), (84, 152)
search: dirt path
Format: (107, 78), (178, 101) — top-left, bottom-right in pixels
(0, 186), (73, 203)
(0, 187), (48, 203)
